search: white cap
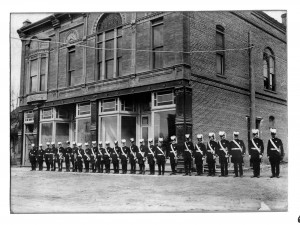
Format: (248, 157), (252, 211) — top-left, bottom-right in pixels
(105, 141), (110, 145)
(77, 143), (82, 147)
(58, 142), (62, 145)
(121, 139), (126, 143)
(39, 144), (42, 147)
(197, 134), (203, 139)
(31, 144), (35, 147)
(148, 138), (153, 142)
(85, 142), (89, 146)
(139, 139), (144, 143)
(114, 140), (118, 144)
(170, 136), (176, 141)
(185, 134), (190, 138)
(51, 142), (55, 145)
(270, 128), (277, 134)
(158, 137), (163, 142)
(233, 131), (239, 136)
(66, 141), (70, 144)
(252, 129), (259, 134)
(219, 131), (225, 136)
(92, 141), (97, 144)
(130, 138), (135, 142)
(72, 141), (76, 145)
(46, 142), (50, 145)
(208, 132), (215, 137)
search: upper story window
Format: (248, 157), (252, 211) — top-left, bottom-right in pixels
(263, 48), (276, 91)
(97, 13), (122, 80)
(101, 98), (118, 112)
(42, 108), (53, 120)
(216, 25), (225, 76)
(121, 98), (136, 112)
(68, 46), (76, 86)
(153, 90), (175, 107)
(29, 56), (47, 93)
(152, 17), (164, 69)
(77, 102), (91, 116)
(24, 110), (34, 123)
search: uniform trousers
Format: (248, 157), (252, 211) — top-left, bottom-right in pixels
(30, 158), (36, 170)
(195, 162), (203, 175)
(170, 159), (177, 173)
(270, 157), (280, 176)
(45, 157), (50, 171)
(77, 158), (83, 172)
(130, 160), (136, 173)
(113, 161), (119, 173)
(184, 158), (192, 174)
(233, 162), (243, 176)
(207, 161), (216, 175)
(148, 163), (155, 174)
(220, 161), (228, 176)
(37, 157), (43, 170)
(121, 161), (128, 173)
(157, 162), (165, 175)
(138, 162), (145, 174)
(84, 161), (90, 172)
(65, 157), (70, 171)
(252, 159), (261, 177)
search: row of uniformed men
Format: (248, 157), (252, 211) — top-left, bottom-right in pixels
(29, 128), (284, 178)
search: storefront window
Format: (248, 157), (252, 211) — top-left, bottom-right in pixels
(154, 110), (176, 143)
(101, 99), (118, 112)
(154, 90), (174, 106)
(56, 123), (70, 145)
(40, 123), (53, 146)
(78, 103), (91, 116)
(121, 116), (136, 143)
(100, 116), (117, 143)
(77, 118), (91, 144)
(42, 108), (53, 119)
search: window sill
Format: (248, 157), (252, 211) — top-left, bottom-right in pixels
(216, 74), (226, 79)
(264, 89), (277, 94)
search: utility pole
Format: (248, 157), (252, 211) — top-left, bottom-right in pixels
(248, 31), (255, 130)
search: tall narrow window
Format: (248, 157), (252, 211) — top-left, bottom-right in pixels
(263, 48), (276, 91)
(68, 47), (76, 86)
(96, 13), (122, 80)
(216, 25), (225, 75)
(30, 59), (38, 93)
(152, 18), (164, 69)
(40, 57), (46, 91)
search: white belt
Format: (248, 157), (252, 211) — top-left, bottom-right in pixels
(157, 154), (164, 156)
(231, 148), (240, 150)
(195, 150), (202, 153)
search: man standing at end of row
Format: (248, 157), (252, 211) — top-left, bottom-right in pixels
(29, 144), (37, 171)
(249, 129), (264, 178)
(229, 132), (246, 177)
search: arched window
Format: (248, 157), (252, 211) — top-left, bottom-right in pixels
(263, 48), (275, 91)
(96, 13), (122, 80)
(269, 116), (275, 128)
(216, 25), (225, 75)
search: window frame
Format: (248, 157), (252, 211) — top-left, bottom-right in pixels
(151, 17), (164, 69)
(99, 98), (119, 114)
(77, 102), (91, 118)
(216, 25), (225, 76)
(67, 46), (76, 87)
(152, 90), (175, 110)
(263, 48), (276, 92)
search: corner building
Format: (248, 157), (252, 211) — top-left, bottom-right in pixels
(16, 12), (287, 166)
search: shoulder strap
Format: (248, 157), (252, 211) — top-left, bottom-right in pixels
(269, 139), (280, 152)
(170, 144), (177, 157)
(157, 147), (165, 156)
(195, 144), (203, 155)
(113, 147), (119, 155)
(251, 139), (261, 153)
(232, 140), (242, 152)
(148, 146), (154, 155)
(120, 147), (126, 155)
(208, 142), (215, 154)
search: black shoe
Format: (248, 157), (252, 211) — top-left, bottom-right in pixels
(240, 175), (243, 178)
(251, 175), (256, 178)
(276, 176), (280, 178)
(234, 175), (238, 178)
(219, 175), (224, 177)
(257, 176), (260, 178)
(169, 172), (173, 175)
(207, 174), (211, 176)
(270, 175), (275, 178)
(183, 173), (188, 176)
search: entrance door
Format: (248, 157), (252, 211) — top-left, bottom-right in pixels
(23, 133), (37, 166)
(121, 116), (137, 144)
(141, 115), (151, 146)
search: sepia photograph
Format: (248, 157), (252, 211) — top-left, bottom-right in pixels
(10, 9), (289, 215)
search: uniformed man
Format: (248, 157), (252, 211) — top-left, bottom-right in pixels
(44, 142), (51, 171)
(64, 141), (72, 172)
(37, 144), (45, 171)
(111, 141), (121, 174)
(216, 131), (230, 177)
(50, 142), (57, 171)
(168, 136), (178, 175)
(57, 142), (64, 172)
(194, 134), (206, 176)
(29, 144), (37, 171)
(154, 138), (166, 175)
(229, 132), (246, 177)
(120, 139), (129, 174)
(96, 142), (104, 173)
(83, 143), (91, 173)
(129, 138), (138, 174)
(71, 142), (78, 172)
(76, 143), (84, 172)
(249, 129), (264, 178)
(137, 139), (147, 175)
(206, 133), (218, 176)
(183, 134), (194, 176)
(103, 141), (112, 173)
(267, 128), (284, 178)
(90, 141), (98, 173)
(146, 138), (156, 175)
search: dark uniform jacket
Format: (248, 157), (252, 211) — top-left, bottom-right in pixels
(57, 147), (64, 161)
(29, 148), (37, 162)
(102, 147), (112, 163)
(44, 147), (51, 161)
(129, 145), (138, 163)
(50, 147), (57, 160)
(206, 140), (218, 163)
(64, 146), (72, 161)
(154, 145), (166, 164)
(83, 148), (91, 162)
(90, 147), (97, 163)
(194, 142), (206, 164)
(37, 148), (45, 161)
(120, 146), (129, 164)
(146, 144), (155, 165)
(76, 148), (84, 162)
(168, 143), (178, 163)
(110, 146), (120, 163)
(229, 139), (246, 163)
(216, 139), (230, 163)
(71, 147), (78, 160)
(137, 145), (147, 164)
(267, 137), (284, 161)
(183, 141), (194, 160)
(98, 147), (105, 162)
(249, 138), (264, 161)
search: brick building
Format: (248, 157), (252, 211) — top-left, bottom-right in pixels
(16, 12), (287, 166)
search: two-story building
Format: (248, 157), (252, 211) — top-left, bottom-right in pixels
(16, 11), (287, 166)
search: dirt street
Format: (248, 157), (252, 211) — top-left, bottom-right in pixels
(10, 165), (287, 213)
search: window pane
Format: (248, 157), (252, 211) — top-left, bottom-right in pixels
(263, 59), (268, 78)
(153, 47), (163, 69)
(100, 116), (117, 144)
(105, 30), (114, 40)
(77, 118), (91, 144)
(154, 110), (176, 144)
(264, 77), (269, 89)
(121, 116), (136, 143)
(30, 59), (38, 76)
(40, 58), (46, 75)
(30, 76), (37, 93)
(216, 32), (224, 48)
(78, 103), (91, 115)
(105, 39), (114, 60)
(69, 51), (75, 70)
(117, 28), (122, 36)
(42, 108), (52, 119)
(117, 37), (122, 57)
(105, 60), (114, 79)
(153, 24), (163, 48)
(157, 92), (173, 106)
(41, 123), (53, 145)
(98, 62), (102, 80)
(269, 57), (274, 74)
(216, 54), (224, 74)
(142, 127), (149, 146)
(142, 117), (149, 125)
(117, 57), (122, 76)
(102, 99), (116, 112)
(56, 123), (70, 144)
(69, 71), (76, 86)
(30, 39), (38, 51)
(40, 74), (45, 91)
(98, 43), (102, 62)
(98, 34), (103, 41)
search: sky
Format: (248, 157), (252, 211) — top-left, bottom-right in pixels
(9, 11), (285, 110)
